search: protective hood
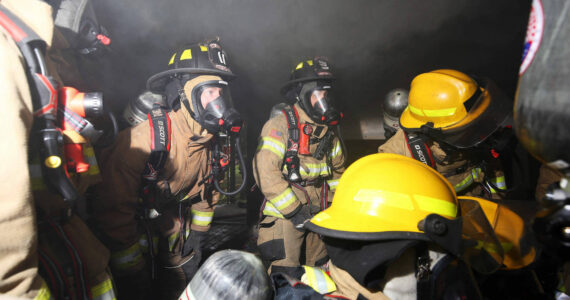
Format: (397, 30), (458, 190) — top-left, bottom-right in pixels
(182, 75), (242, 135)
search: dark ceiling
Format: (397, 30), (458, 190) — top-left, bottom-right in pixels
(89, 0), (531, 146)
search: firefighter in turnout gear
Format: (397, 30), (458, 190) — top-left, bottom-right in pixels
(295, 154), (534, 300)
(253, 57), (346, 278)
(379, 69), (511, 200)
(0, 0), (116, 298)
(94, 38), (242, 299)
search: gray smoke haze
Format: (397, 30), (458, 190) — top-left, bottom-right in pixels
(90, 0), (530, 147)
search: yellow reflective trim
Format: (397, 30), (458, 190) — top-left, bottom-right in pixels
(270, 187), (297, 210)
(34, 281), (52, 300)
(353, 189), (414, 216)
(353, 189), (456, 218)
(408, 105), (457, 117)
(168, 53), (176, 65)
(302, 266), (336, 294)
(307, 60), (314, 66)
(423, 107), (457, 117)
(296, 62), (304, 70)
(191, 209), (214, 217)
(110, 243), (143, 270)
(299, 163), (330, 177)
(191, 209), (214, 226)
(330, 141), (342, 159)
(262, 202), (285, 218)
(327, 179), (339, 191)
(168, 232), (179, 252)
(200, 45), (208, 52)
(92, 278), (116, 300)
(454, 168), (481, 192)
(180, 49), (192, 60)
(257, 137), (285, 158)
(408, 105), (424, 116)
(414, 194), (457, 218)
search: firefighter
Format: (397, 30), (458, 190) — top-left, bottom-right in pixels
(378, 69), (512, 199)
(0, 0), (116, 299)
(253, 57), (346, 278)
(93, 38), (243, 299)
(287, 153), (534, 300)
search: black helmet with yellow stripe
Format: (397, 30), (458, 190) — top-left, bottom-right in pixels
(147, 37), (235, 94)
(281, 57), (341, 125)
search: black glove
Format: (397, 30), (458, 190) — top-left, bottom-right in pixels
(288, 205), (312, 231)
(180, 231), (207, 280)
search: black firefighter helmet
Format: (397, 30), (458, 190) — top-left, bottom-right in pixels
(146, 38), (241, 134)
(281, 57), (341, 125)
(147, 37), (235, 94)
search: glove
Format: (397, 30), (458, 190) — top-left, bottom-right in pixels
(180, 231), (208, 280)
(288, 205), (312, 231)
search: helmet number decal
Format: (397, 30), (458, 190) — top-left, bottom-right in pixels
(218, 51), (227, 65)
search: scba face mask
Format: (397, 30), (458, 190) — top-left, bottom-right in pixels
(191, 80), (243, 134)
(299, 81), (341, 125)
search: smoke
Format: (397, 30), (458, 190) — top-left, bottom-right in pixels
(90, 0), (530, 146)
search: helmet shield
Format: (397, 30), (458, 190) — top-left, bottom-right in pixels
(404, 79), (513, 149)
(299, 81), (341, 125)
(190, 80), (242, 134)
(458, 197), (504, 274)
(420, 197), (504, 274)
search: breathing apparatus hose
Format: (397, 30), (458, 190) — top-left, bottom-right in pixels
(214, 135), (247, 196)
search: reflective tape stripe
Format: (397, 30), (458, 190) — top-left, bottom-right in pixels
(296, 62), (304, 70)
(269, 187), (297, 211)
(330, 140), (342, 159)
(191, 209), (214, 227)
(200, 45), (208, 52)
(409, 105), (457, 117)
(168, 232), (179, 252)
(262, 202), (285, 218)
(487, 176), (507, 193)
(110, 243), (143, 271)
(302, 266), (336, 294)
(139, 235), (158, 255)
(353, 189), (457, 218)
(453, 168), (482, 193)
(34, 281), (53, 300)
(299, 163), (330, 177)
(327, 179), (339, 191)
(257, 137), (285, 158)
(92, 278), (116, 300)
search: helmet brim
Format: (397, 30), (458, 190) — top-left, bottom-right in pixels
(305, 219), (429, 241)
(147, 68), (236, 93)
(401, 79), (513, 149)
(279, 75), (335, 96)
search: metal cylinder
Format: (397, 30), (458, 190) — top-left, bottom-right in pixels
(383, 88), (409, 139)
(122, 91), (166, 126)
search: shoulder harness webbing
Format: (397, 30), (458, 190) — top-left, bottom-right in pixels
(140, 104), (172, 209)
(281, 105), (302, 182)
(404, 132), (436, 168)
